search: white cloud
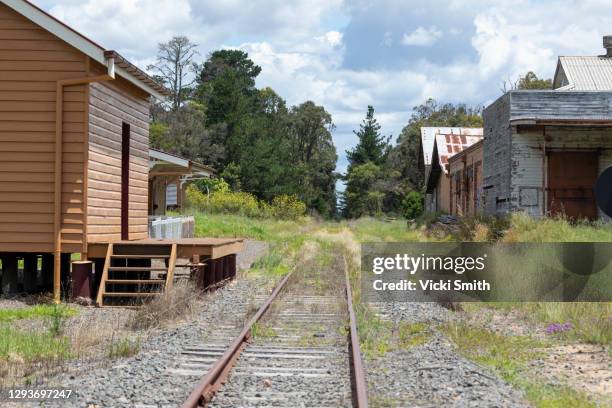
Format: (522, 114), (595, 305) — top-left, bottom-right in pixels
(31, 0), (612, 178)
(318, 31), (343, 48)
(401, 26), (443, 47)
(381, 31), (393, 47)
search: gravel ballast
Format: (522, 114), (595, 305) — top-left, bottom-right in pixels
(366, 301), (530, 407)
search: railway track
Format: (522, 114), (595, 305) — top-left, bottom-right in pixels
(180, 250), (367, 407)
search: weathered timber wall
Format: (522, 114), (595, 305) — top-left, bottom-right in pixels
(87, 73), (150, 243)
(483, 93), (512, 216)
(511, 126), (612, 219)
(0, 3), (87, 253)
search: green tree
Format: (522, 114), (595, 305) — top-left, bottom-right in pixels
(517, 71), (552, 89)
(343, 106), (391, 218)
(346, 105), (390, 169)
(343, 162), (384, 218)
(197, 50), (261, 127)
(402, 191), (424, 219)
(228, 87), (296, 200)
(289, 101), (338, 217)
(149, 101), (225, 168)
(383, 99), (483, 214)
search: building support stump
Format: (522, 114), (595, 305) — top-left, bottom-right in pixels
(23, 254), (38, 293)
(1, 254), (18, 294)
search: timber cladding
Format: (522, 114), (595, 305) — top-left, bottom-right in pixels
(87, 79), (150, 243)
(0, 2), (151, 253)
(0, 3), (87, 253)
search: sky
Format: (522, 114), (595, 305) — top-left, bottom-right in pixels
(34, 0), (612, 177)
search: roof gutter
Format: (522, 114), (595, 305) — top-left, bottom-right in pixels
(52, 57), (116, 303)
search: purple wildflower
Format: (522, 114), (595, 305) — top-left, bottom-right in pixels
(545, 322), (572, 335)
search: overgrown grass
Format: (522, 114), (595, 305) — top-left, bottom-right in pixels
(107, 337), (140, 359)
(515, 302), (609, 345)
(443, 322), (596, 408)
(341, 217), (426, 242)
(0, 305), (76, 323)
(128, 280), (200, 330)
(192, 212), (305, 241)
(503, 213), (612, 242)
(250, 322), (277, 339)
(0, 324), (71, 363)
(397, 322), (430, 349)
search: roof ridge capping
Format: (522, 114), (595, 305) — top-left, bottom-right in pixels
(3, 0), (170, 100)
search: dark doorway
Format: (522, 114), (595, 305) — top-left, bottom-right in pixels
(121, 122), (130, 240)
(547, 151), (598, 220)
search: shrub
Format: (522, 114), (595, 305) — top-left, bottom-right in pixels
(271, 194), (306, 220)
(193, 177), (229, 194)
(186, 185), (306, 220)
(402, 191), (424, 219)
(186, 184), (207, 208)
(209, 190), (261, 217)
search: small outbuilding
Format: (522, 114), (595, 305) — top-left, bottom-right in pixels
(423, 128), (483, 214)
(0, 0), (169, 299)
(148, 149), (215, 216)
(0, 0), (245, 305)
(447, 139), (484, 217)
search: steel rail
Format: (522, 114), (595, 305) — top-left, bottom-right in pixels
(183, 254), (369, 408)
(181, 270), (294, 408)
(344, 255), (369, 408)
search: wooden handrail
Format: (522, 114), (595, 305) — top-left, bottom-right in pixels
(165, 244), (178, 292)
(95, 244), (113, 307)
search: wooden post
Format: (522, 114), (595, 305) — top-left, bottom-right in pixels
(203, 257), (213, 289)
(1, 254), (18, 294)
(215, 258), (224, 283)
(23, 254), (38, 293)
(91, 258), (105, 300)
(165, 244), (177, 292)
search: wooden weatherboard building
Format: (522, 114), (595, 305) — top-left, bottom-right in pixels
(0, 0), (170, 300)
(483, 90), (612, 220)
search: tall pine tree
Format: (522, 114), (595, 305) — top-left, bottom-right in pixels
(343, 106), (390, 218)
(346, 106), (390, 169)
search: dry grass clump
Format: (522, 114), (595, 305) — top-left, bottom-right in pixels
(128, 280), (202, 330)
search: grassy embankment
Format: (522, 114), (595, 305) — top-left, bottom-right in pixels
(338, 213), (611, 408)
(0, 305), (76, 387)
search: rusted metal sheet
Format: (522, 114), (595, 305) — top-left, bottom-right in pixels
(547, 152), (598, 220)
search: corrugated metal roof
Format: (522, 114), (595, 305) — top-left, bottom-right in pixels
(421, 127), (482, 167)
(433, 129), (483, 174)
(556, 56), (612, 90)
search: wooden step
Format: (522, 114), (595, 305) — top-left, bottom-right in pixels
(108, 266), (168, 272)
(105, 279), (166, 284)
(111, 254), (170, 259)
(103, 292), (161, 298)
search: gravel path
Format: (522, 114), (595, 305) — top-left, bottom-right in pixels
(366, 302), (530, 407)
